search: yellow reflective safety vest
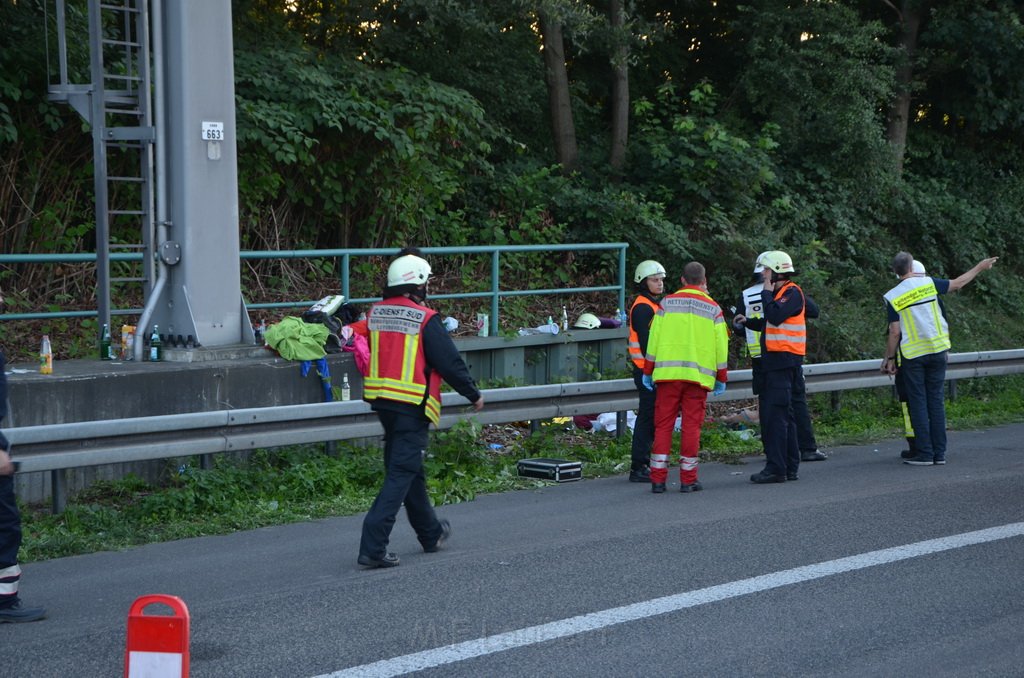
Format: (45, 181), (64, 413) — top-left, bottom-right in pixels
(363, 296), (443, 424)
(741, 282), (764, 359)
(627, 295), (660, 368)
(764, 281), (806, 356)
(644, 286), (729, 390)
(883, 276), (950, 359)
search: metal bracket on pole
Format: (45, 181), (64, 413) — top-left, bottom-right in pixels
(159, 241), (181, 265)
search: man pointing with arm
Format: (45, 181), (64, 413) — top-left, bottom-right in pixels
(881, 252), (997, 466)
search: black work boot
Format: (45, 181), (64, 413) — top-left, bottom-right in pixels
(357, 552), (400, 568)
(629, 466), (651, 482)
(900, 438), (917, 459)
(651, 482), (666, 493)
(0, 601), (47, 623)
(750, 470), (786, 484)
(423, 519), (451, 553)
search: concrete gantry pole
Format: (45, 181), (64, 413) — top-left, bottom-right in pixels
(49, 0), (254, 357)
(155, 0), (253, 353)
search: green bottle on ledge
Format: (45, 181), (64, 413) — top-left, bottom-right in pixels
(149, 325), (163, 362)
(100, 323), (113, 360)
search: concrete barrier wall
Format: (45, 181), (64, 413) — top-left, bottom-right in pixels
(5, 328), (628, 503)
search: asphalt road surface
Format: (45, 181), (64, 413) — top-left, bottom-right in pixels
(5, 423), (1023, 677)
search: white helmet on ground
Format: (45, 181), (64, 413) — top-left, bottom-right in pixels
(573, 312), (601, 329)
(387, 254), (432, 287)
(634, 260), (666, 283)
(757, 250), (795, 274)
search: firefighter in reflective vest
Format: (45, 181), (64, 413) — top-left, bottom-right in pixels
(734, 253), (827, 463)
(748, 250), (807, 484)
(881, 252), (997, 466)
(358, 251), (484, 568)
(642, 262), (728, 493)
(626, 259), (666, 482)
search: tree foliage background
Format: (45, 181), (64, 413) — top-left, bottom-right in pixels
(1, 0), (1022, 361)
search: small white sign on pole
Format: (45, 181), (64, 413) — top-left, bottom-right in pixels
(200, 121), (224, 141)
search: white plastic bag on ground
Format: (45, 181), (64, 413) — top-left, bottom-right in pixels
(595, 411), (637, 433)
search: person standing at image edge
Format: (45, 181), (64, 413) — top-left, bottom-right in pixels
(0, 288), (47, 622)
(881, 252), (997, 466)
(626, 260), (666, 482)
(642, 261), (729, 493)
(749, 250), (807, 484)
(358, 250), (484, 568)
(733, 253), (827, 463)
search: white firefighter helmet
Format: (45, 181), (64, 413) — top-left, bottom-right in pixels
(911, 260), (926, 275)
(757, 250), (795, 274)
(387, 254), (432, 287)
(573, 312), (601, 329)
(753, 251), (771, 274)
(634, 259), (666, 283)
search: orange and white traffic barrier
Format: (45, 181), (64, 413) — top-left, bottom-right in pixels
(124, 594), (190, 677)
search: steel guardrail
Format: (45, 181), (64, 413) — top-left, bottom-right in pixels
(7, 349), (1024, 476)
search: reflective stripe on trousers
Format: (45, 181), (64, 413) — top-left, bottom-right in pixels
(0, 564), (20, 599)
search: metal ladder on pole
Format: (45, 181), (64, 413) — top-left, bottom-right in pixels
(48, 0), (156, 336)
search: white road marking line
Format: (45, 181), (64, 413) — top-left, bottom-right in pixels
(317, 522), (1024, 678)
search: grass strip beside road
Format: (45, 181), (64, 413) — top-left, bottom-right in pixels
(18, 375), (1024, 562)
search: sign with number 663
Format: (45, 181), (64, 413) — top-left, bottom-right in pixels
(201, 121), (224, 141)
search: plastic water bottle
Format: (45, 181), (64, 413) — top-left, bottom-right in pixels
(39, 334), (53, 374)
(100, 323), (112, 360)
(341, 373), (351, 401)
(561, 306), (569, 332)
(123, 327), (135, 360)
(617, 307), (628, 325)
(149, 325), (162, 362)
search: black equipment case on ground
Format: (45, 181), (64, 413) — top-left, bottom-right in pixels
(517, 458), (582, 483)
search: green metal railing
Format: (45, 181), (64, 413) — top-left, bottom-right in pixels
(0, 244), (629, 336)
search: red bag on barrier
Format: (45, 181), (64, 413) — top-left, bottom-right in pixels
(341, 325), (370, 377)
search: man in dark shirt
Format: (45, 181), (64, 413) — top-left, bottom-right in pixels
(358, 250), (484, 568)
(882, 252), (997, 466)
(734, 257), (826, 463)
(742, 251), (808, 484)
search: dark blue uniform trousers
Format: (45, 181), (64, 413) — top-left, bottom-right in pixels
(753, 360), (817, 454)
(0, 471), (22, 608)
(0, 473), (20, 564)
(631, 366), (655, 471)
(899, 350), (948, 461)
(359, 409), (444, 559)
(0, 355), (22, 607)
(761, 365), (801, 477)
